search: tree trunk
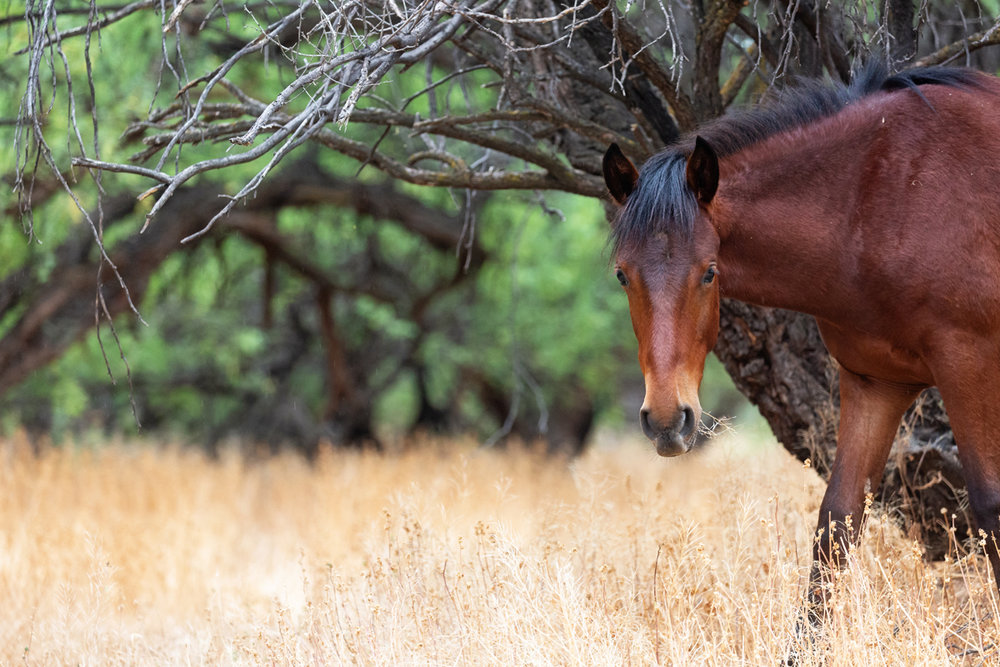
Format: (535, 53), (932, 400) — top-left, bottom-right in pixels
(884, 0), (918, 65)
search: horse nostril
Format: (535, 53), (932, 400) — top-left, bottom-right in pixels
(639, 408), (659, 440)
(677, 405), (696, 438)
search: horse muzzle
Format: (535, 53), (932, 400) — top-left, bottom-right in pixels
(640, 405), (697, 457)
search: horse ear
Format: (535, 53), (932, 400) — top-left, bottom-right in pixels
(603, 143), (639, 205)
(686, 136), (719, 204)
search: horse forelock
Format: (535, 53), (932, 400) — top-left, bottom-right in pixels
(611, 151), (697, 257)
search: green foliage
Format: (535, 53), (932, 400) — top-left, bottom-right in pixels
(470, 193), (628, 401)
(0, 179), (651, 444)
(0, 1), (759, 449)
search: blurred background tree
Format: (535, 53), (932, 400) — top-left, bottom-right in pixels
(2, 0), (1000, 554)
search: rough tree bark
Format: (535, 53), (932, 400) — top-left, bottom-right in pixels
(884, 0), (918, 64)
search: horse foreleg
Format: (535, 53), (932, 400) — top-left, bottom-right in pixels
(808, 369), (920, 613)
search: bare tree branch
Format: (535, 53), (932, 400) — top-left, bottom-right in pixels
(11, 0), (157, 55)
(589, 0), (697, 131)
(691, 0), (745, 120)
(732, 12), (781, 71)
(915, 15), (1000, 67)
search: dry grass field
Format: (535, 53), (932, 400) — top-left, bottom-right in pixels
(0, 430), (997, 666)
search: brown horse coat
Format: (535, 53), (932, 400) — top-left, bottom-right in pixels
(603, 65), (1000, 595)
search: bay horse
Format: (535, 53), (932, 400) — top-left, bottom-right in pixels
(602, 65), (1000, 599)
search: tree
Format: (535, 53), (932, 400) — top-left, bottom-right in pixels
(6, 0), (1000, 555)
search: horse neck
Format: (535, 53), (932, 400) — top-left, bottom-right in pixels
(711, 130), (872, 320)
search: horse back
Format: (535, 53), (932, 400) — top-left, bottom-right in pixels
(860, 74), (1000, 333)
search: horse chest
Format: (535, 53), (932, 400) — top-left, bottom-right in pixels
(815, 318), (934, 387)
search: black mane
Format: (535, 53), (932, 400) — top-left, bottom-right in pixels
(610, 65), (982, 255)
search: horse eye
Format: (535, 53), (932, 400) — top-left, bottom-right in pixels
(702, 266), (717, 285)
(615, 269), (629, 287)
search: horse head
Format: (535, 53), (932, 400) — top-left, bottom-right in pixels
(603, 139), (722, 456)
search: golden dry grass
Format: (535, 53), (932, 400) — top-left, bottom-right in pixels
(0, 430), (997, 666)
